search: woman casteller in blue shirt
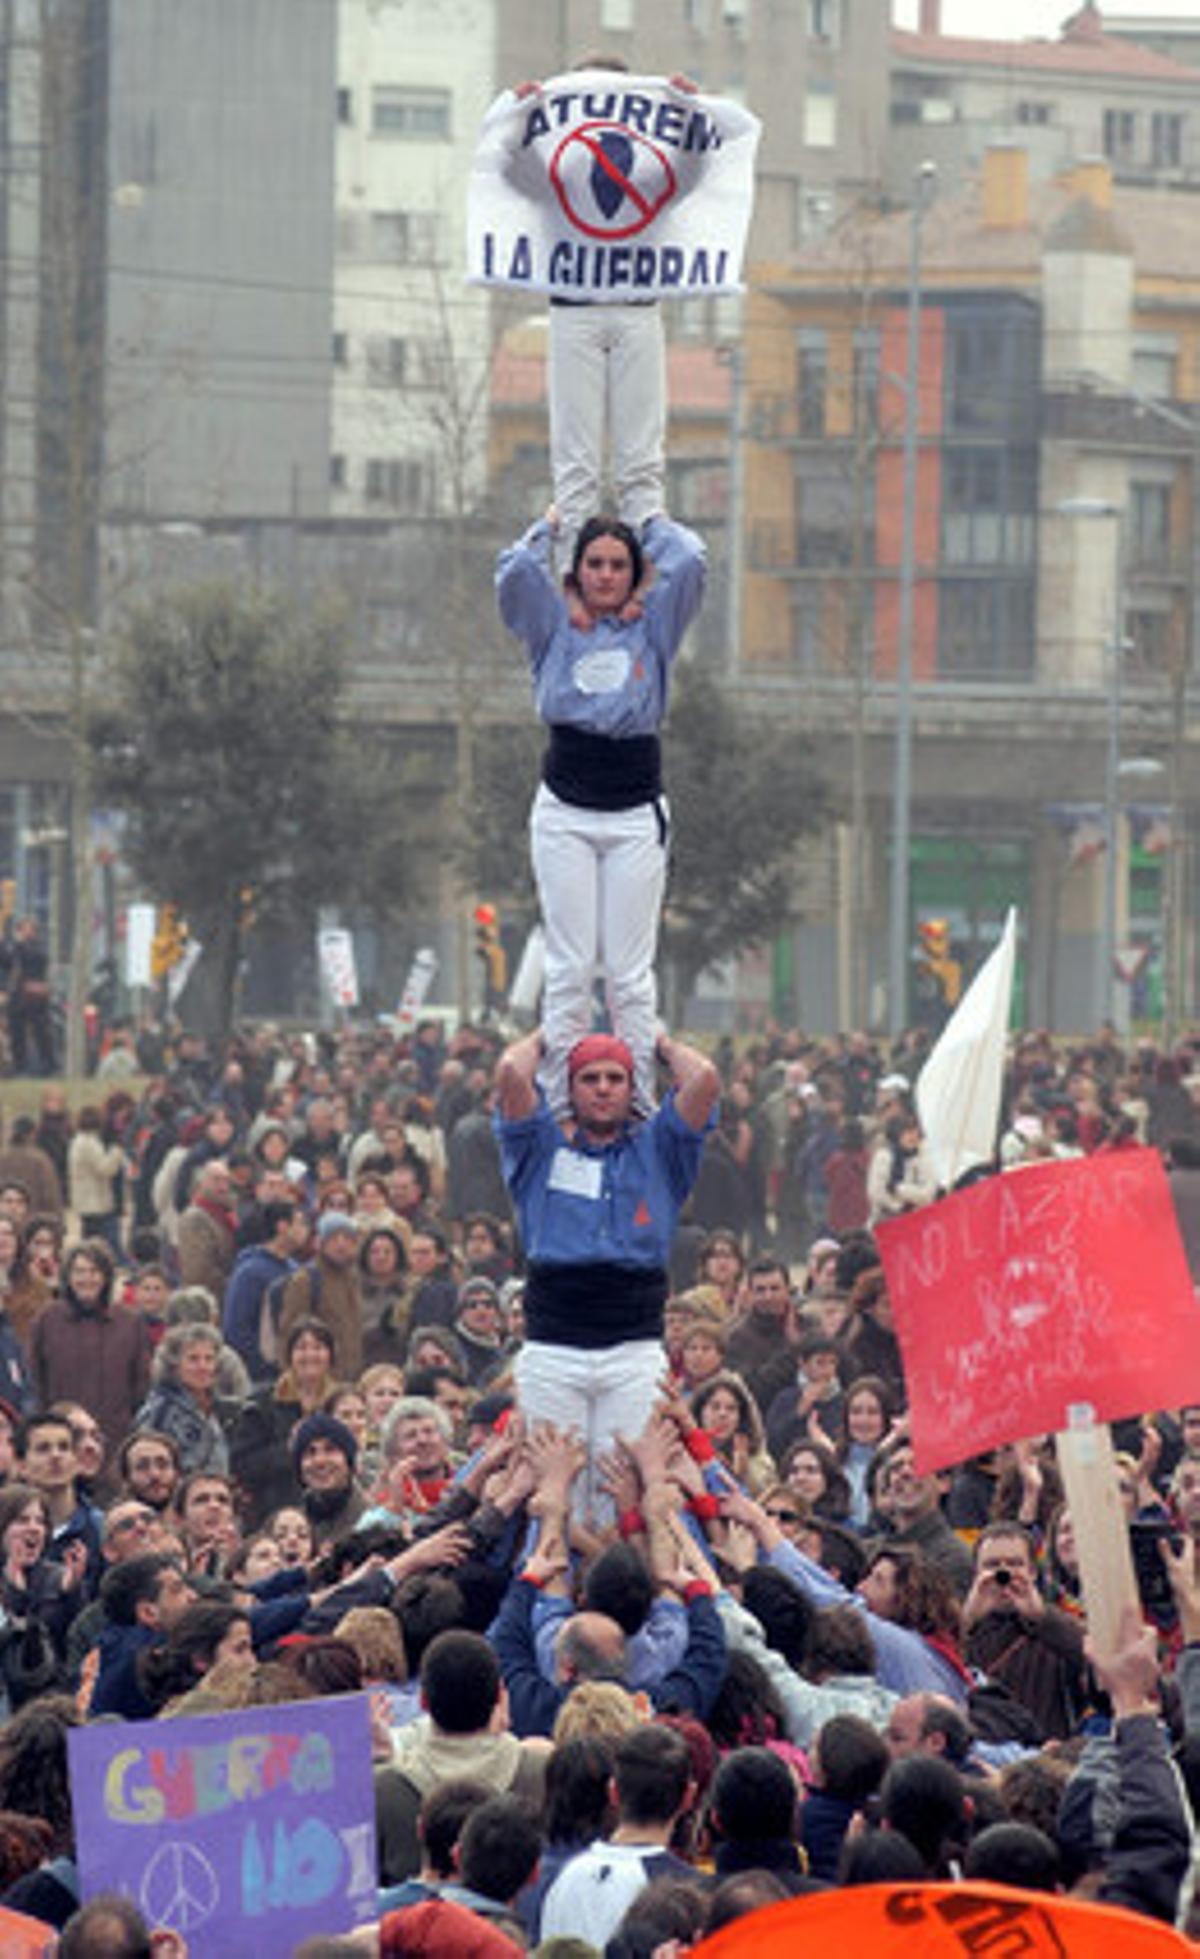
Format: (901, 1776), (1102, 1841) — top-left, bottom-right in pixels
(496, 507), (706, 1118)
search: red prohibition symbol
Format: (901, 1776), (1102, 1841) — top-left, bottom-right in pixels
(549, 122), (678, 241)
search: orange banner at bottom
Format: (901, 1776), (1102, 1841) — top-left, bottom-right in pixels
(693, 1882), (1192, 1956)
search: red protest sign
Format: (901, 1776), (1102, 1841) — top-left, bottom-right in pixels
(876, 1148), (1200, 1474)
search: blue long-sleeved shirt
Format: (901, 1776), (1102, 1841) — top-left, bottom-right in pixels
(496, 515), (706, 739)
(497, 1089), (709, 1273)
(532, 1592), (688, 1691)
(766, 1538), (971, 1704)
(491, 1574), (726, 1739)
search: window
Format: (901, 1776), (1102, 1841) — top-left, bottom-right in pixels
(794, 461), (858, 567)
(336, 87), (353, 125)
(943, 448), (1036, 567)
(666, 459), (729, 522)
(938, 580), (1034, 680)
(808, 0), (839, 43)
(684, 0), (711, 30)
(330, 454), (346, 489)
(332, 332), (348, 367)
(944, 299), (1039, 437)
(1133, 336), (1177, 401)
(365, 458), (434, 511)
(792, 589), (825, 673)
(366, 336), (409, 386)
(1102, 108), (1137, 167)
(796, 327), (828, 436)
(372, 86), (451, 140)
(1015, 100), (1051, 126)
(801, 190), (834, 239)
(853, 326), (880, 432)
(601, 0), (634, 25)
(1128, 607), (1174, 675)
(368, 210), (439, 265)
(804, 81), (836, 148)
(1151, 111), (1184, 169)
(1130, 482), (1171, 569)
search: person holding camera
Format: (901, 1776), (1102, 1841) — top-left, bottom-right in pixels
(961, 1523), (1089, 1741)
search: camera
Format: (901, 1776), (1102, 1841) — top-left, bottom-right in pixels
(991, 1567), (1013, 1587)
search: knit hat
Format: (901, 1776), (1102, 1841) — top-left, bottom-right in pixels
(568, 1033), (634, 1080)
(317, 1210), (357, 1244)
(457, 1275), (501, 1314)
(291, 1410), (358, 1476)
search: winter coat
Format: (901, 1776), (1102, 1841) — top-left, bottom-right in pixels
(278, 1253), (364, 1380)
(134, 1380), (239, 1476)
(67, 1133), (124, 1218)
(32, 1292), (150, 1448)
(176, 1200), (237, 1305)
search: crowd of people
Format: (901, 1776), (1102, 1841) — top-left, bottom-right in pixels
(0, 1018), (1190, 1952)
(17, 34), (1200, 1948)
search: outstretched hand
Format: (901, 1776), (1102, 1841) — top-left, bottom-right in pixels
(526, 1423), (586, 1513)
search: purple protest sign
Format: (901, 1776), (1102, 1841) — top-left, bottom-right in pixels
(68, 1693), (377, 1956)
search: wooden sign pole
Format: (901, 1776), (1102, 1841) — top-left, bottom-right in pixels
(1054, 1401), (1140, 1665)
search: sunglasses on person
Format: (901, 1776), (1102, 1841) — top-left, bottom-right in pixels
(765, 1505), (802, 1525)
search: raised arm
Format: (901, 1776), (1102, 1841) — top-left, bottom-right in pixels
(496, 517), (562, 663)
(642, 517), (707, 657)
(496, 1027), (545, 1122)
(657, 1032), (719, 1135)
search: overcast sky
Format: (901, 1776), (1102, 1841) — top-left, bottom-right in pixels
(896, 0), (1199, 38)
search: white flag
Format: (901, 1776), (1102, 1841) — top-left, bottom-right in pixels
(916, 908), (1017, 1191)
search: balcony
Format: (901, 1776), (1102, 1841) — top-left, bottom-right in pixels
(1039, 389), (1197, 454)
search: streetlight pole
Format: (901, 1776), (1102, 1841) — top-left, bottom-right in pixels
(887, 162), (935, 1039)
(1103, 522), (1125, 1030)
(1057, 497), (1125, 1029)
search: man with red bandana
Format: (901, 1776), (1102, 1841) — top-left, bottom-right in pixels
(496, 1026), (718, 1509)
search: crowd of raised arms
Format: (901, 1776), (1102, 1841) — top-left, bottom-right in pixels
(0, 1015), (1196, 1953)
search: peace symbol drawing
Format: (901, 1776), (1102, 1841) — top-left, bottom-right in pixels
(549, 122), (677, 240)
(140, 1840), (220, 1933)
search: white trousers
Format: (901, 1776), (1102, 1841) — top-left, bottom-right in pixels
(549, 304), (666, 567)
(515, 1337), (664, 1520)
(531, 782), (666, 1118)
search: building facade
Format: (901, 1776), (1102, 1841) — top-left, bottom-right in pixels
(888, 2), (1200, 194)
(742, 144), (1200, 1033)
(332, 0), (496, 520)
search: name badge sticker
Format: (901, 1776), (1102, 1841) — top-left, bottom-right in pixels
(547, 1149), (603, 1200)
(573, 645), (631, 696)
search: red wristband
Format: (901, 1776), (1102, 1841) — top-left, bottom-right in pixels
(619, 1506), (647, 1538)
(520, 1569), (547, 1591)
(685, 1429), (715, 1464)
(689, 1492), (720, 1523)
(684, 1579), (713, 1603)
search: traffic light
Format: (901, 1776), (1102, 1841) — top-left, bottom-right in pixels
(474, 902), (507, 1014)
(150, 903), (189, 980)
(915, 917), (962, 1022)
(917, 919), (950, 963)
